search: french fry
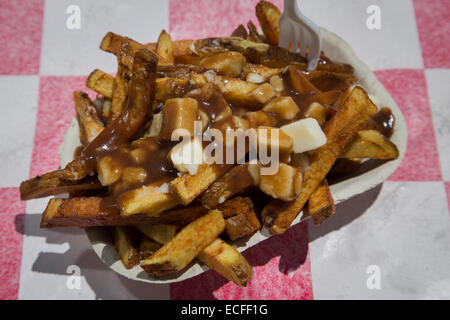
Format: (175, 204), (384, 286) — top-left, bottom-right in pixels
(307, 70), (358, 92)
(198, 239), (252, 287)
(247, 20), (264, 43)
(169, 164), (231, 205)
(20, 173), (102, 201)
(86, 71), (207, 102)
(100, 32), (171, 65)
(110, 42), (134, 121)
(255, 0), (281, 46)
(138, 224), (178, 245)
(41, 197), (150, 228)
(340, 129), (399, 160)
(262, 86), (378, 233)
(141, 209), (225, 276)
(73, 91), (105, 145)
(139, 235), (162, 259)
(81, 48), (158, 166)
(40, 197), (207, 228)
(146, 39), (195, 60)
(307, 179), (335, 224)
(113, 227), (141, 269)
(151, 204), (208, 225)
(22, 46), (160, 200)
(231, 24), (248, 38)
(86, 69), (114, 98)
(217, 197), (256, 218)
(156, 30), (175, 64)
(285, 65), (320, 95)
(155, 74), (207, 101)
(224, 199), (261, 240)
(138, 208), (253, 287)
(200, 164), (259, 209)
(117, 181), (179, 216)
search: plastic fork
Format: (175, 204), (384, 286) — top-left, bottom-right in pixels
(279, 0), (321, 70)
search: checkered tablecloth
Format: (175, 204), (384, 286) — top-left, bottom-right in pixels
(0, 0), (449, 300)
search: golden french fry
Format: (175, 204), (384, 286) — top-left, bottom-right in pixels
(138, 224), (178, 245)
(86, 69), (114, 98)
(113, 227), (141, 269)
(255, 0), (281, 46)
(137, 207), (253, 287)
(340, 129), (399, 160)
(73, 91), (105, 145)
(198, 239), (252, 287)
(156, 30), (175, 64)
(117, 181), (179, 216)
(200, 164), (259, 209)
(262, 86), (378, 233)
(307, 179), (335, 224)
(146, 38), (195, 60)
(141, 209), (225, 276)
(169, 164), (231, 205)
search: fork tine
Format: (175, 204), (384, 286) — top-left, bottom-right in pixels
(291, 23), (300, 53)
(307, 38), (320, 70)
(278, 20), (292, 49)
(299, 31), (309, 56)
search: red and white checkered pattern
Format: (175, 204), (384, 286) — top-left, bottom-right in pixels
(0, 0), (448, 300)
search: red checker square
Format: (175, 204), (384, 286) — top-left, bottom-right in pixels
(30, 76), (96, 178)
(414, 0), (450, 68)
(0, 0), (44, 75)
(170, 222), (313, 300)
(169, 0), (283, 40)
(0, 188), (26, 300)
(375, 69), (442, 181)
